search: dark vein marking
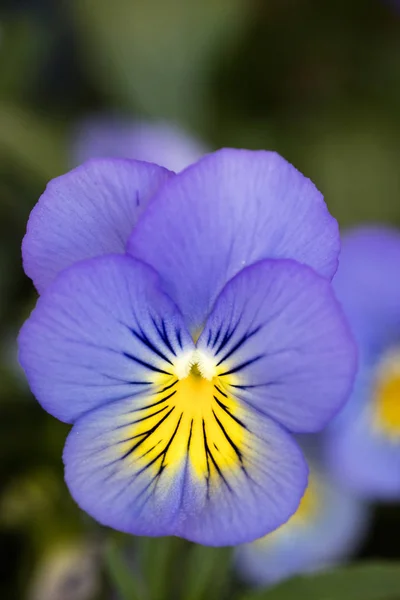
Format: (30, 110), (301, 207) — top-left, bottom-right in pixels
(187, 419), (194, 452)
(214, 396), (248, 429)
(131, 327), (173, 365)
(176, 329), (183, 350)
(212, 409), (246, 469)
(123, 351), (173, 376)
(216, 326), (262, 366)
(202, 419), (233, 492)
(219, 354), (264, 377)
(120, 407), (175, 459)
(214, 317), (242, 355)
(129, 405), (169, 425)
(211, 324), (223, 349)
(214, 384), (228, 398)
(135, 413), (183, 477)
(157, 380), (178, 394)
(151, 317), (176, 356)
(113, 391), (177, 424)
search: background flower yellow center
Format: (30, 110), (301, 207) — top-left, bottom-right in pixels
(373, 351), (400, 439)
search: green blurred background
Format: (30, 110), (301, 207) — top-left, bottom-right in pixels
(0, 1), (400, 599)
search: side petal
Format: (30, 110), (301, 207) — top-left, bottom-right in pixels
(197, 259), (356, 433)
(18, 255), (194, 423)
(63, 392), (307, 546)
(23, 158), (173, 293)
(128, 148), (339, 331)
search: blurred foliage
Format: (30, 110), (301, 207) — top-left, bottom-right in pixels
(241, 563), (400, 600)
(0, 0), (399, 598)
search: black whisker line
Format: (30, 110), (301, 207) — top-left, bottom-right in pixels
(187, 419), (193, 452)
(202, 419), (232, 492)
(216, 326), (262, 366)
(128, 392), (176, 415)
(151, 317), (176, 356)
(202, 420), (211, 497)
(157, 381), (178, 394)
(211, 324), (223, 349)
(214, 384), (228, 398)
(213, 396), (248, 429)
(123, 351), (173, 376)
(136, 413), (183, 477)
(212, 409), (245, 466)
(131, 326), (173, 365)
(214, 316), (242, 355)
(161, 319), (176, 356)
(219, 354), (264, 377)
(129, 405), (169, 424)
(176, 328), (183, 349)
(120, 407), (175, 459)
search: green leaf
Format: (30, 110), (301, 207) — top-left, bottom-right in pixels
(140, 536), (184, 600)
(180, 544), (232, 600)
(240, 563), (400, 600)
(105, 537), (147, 600)
(70, 0), (250, 127)
(0, 103), (67, 182)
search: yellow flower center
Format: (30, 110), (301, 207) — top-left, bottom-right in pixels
(372, 350), (400, 439)
(118, 348), (248, 486)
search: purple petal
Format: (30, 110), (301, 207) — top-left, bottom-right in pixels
(325, 365), (400, 499)
(18, 254), (194, 423)
(64, 393), (307, 546)
(72, 117), (206, 172)
(334, 225), (400, 355)
(128, 148), (340, 331)
(235, 464), (369, 586)
(23, 158), (173, 293)
(197, 259), (356, 433)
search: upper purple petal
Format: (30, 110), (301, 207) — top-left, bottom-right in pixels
(23, 158), (173, 293)
(128, 148), (340, 331)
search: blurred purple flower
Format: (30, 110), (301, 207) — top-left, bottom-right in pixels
(71, 117), (206, 172)
(326, 226), (400, 499)
(235, 460), (369, 586)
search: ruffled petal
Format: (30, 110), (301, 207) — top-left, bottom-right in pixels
(128, 148), (339, 331)
(18, 255), (194, 423)
(196, 259), (356, 433)
(23, 158), (173, 293)
(64, 391), (307, 546)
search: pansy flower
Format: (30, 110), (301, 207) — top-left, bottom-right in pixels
(326, 226), (400, 498)
(235, 457), (369, 586)
(18, 149), (356, 545)
(72, 117), (206, 172)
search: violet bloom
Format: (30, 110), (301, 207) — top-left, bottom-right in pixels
(235, 460), (369, 586)
(18, 149), (355, 546)
(72, 118), (206, 172)
(326, 226), (400, 498)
